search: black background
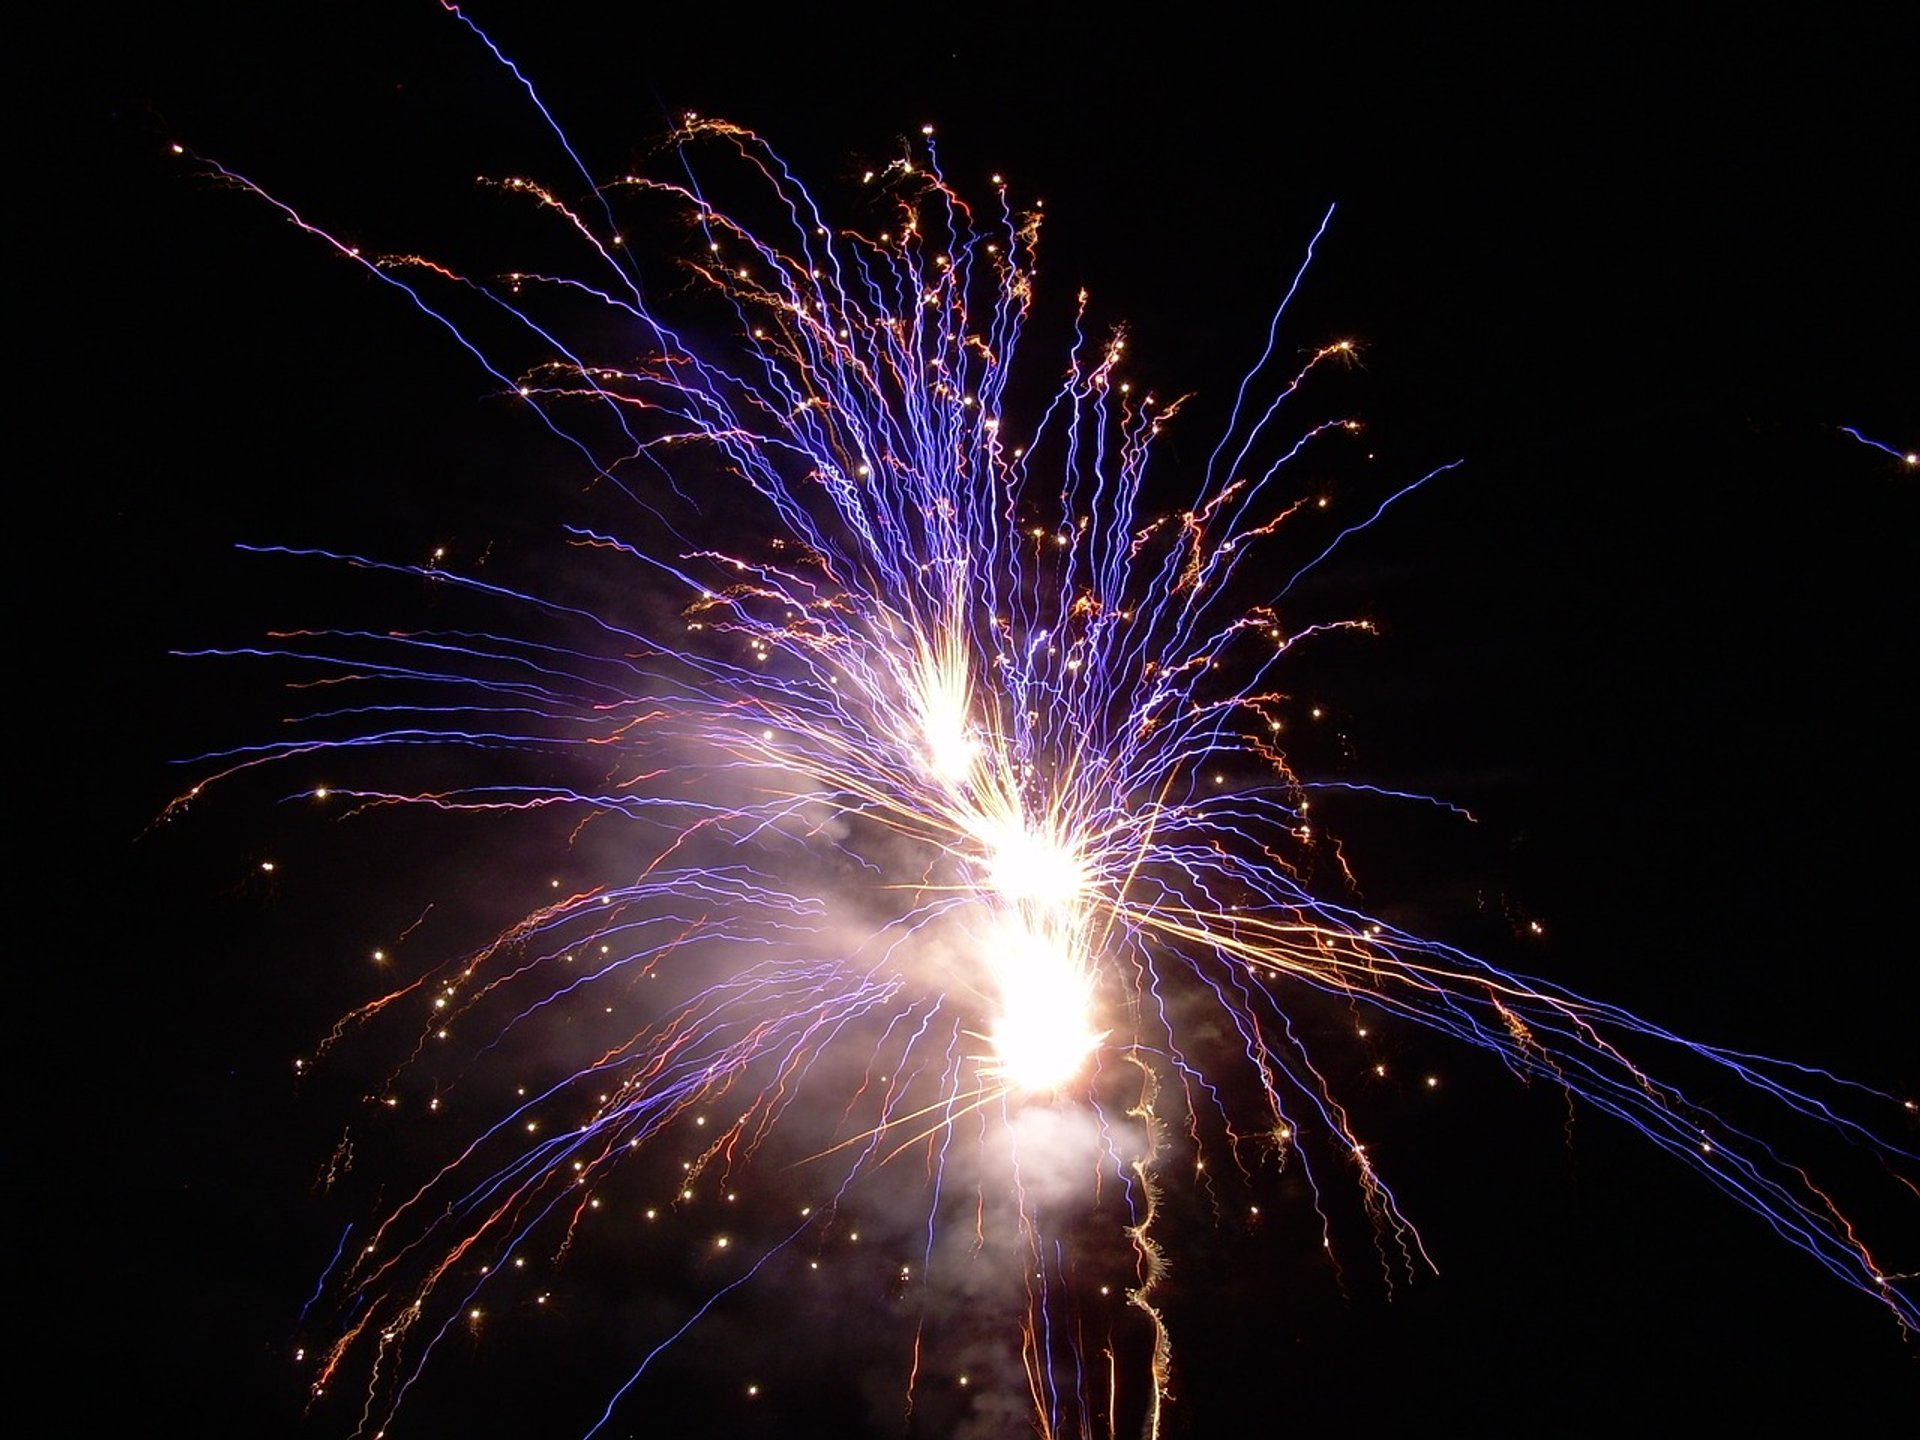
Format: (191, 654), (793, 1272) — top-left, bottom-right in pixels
(42, 3), (1917, 1433)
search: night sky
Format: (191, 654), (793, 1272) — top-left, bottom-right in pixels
(49, 4), (1917, 1433)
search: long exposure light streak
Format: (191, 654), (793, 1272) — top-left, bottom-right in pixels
(165, 16), (1916, 1437)
(1839, 424), (1918, 466)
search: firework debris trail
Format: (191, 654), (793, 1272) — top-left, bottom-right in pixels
(167, 13), (1916, 1438)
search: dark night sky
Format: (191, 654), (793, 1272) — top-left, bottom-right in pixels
(41, 3), (1917, 1433)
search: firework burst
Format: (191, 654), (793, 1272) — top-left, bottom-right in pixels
(158, 18), (1916, 1438)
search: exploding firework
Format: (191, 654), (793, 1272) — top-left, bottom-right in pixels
(151, 15), (1916, 1438)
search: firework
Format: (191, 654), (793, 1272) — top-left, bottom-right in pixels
(161, 18), (1915, 1438)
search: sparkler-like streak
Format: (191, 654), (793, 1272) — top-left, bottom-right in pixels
(1838, 424), (1918, 466)
(168, 20), (1916, 1437)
